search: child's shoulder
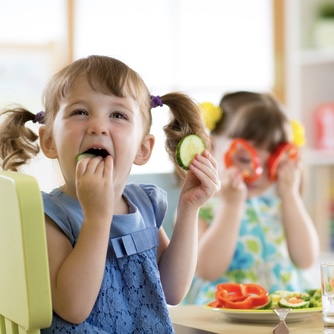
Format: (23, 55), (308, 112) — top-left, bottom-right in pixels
(125, 182), (167, 200)
(124, 183), (168, 226)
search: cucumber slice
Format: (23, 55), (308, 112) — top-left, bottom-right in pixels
(76, 153), (96, 162)
(269, 290), (292, 307)
(176, 134), (206, 170)
(278, 297), (310, 309)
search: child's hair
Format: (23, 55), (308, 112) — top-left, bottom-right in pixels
(212, 91), (291, 153)
(0, 55), (209, 177)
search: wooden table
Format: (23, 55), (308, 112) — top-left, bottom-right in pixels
(169, 305), (324, 334)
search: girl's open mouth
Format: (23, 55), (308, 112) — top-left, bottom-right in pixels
(83, 148), (110, 158)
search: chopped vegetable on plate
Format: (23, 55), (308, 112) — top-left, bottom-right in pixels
(208, 283), (322, 310)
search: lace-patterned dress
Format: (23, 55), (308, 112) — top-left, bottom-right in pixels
(41, 183), (174, 334)
(183, 186), (311, 305)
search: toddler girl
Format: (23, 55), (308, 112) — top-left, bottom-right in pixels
(0, 55), (220, 332)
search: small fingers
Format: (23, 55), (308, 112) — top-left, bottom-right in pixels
(76, 156), (91, 178)
(76, 155), (111, 179)
(189, 151), (220, 190)
(102, 155), (113, 178)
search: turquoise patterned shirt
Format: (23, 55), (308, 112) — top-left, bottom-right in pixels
(184, 186), (311, 305)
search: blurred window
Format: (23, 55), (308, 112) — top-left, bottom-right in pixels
(0, 0), (273, 178)
(75, 0), (273, 174)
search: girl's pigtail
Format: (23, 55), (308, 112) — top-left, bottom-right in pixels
(160, 92), (210, 179)
(0, 107), (40, 171)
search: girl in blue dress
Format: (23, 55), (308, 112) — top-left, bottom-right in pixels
(0, 55), (220, 333)
(184, 91), (319, 305)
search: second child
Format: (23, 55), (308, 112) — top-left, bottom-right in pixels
(184, 91), (319, 305)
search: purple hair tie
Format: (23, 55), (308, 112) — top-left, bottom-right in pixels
(150, 95), (163, 108)
(33, 111), (45, 124)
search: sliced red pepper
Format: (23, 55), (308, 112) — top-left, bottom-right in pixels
(224, 138), (263, 183)
(215, 283), (243, 301)
(241, 284), (270, 308)
(267, 143), (299, 181)
(215, 292), (253, 309)
(213, 283), (269, 309)
(207, 300), (221, 308)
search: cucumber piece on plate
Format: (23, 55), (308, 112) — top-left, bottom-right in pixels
(176, 134), (205, 170)
(278, 297), (310, 309)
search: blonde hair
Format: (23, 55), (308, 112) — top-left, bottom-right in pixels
(0, 55), (208, 176)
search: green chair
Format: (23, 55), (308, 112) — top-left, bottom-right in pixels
(0, 171), (52, 334)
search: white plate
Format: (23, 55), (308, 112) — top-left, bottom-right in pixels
(206, 305), (322, 323)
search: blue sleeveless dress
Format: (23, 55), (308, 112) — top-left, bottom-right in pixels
(41, 183), (174, 333)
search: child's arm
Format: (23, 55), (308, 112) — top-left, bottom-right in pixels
(196, 166), (247, 281)
(46, 156), (114, 324)
(157, 150), (220, 305)
(277, 161), (319, 268)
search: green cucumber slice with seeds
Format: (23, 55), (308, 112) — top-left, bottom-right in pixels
(176, 134), (205, 170)
(278, 297), (309, 309)
(76, 153), (97, 162)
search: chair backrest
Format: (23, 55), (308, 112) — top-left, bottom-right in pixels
(0, 171), (52, 334)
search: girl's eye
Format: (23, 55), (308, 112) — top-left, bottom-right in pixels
(111, 112), (127, 120)
(238, 157), (251, 165)
(72, 109), (88, 116)
(235, 155), (251, 165)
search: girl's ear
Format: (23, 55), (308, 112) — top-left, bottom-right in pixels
(39, 126), (58, 159)
(134, 134), (155, 166)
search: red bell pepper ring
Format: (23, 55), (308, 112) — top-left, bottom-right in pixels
(267, 142), (299, 181)
(224, 138), (263, 183)
(214, 283), (269, 309)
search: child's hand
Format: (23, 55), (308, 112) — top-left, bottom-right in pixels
(276, 159), (302, 198)
(219, 166), (247, 204)
(180, 150), (220, 208)
(75, 155), (114, 224)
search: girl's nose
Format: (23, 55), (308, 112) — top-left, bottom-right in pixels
(87, 117), (108, 135)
